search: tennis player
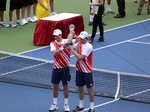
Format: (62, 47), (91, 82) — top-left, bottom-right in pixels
(68, 31), (95, 112)
(49, 29), (79, 112)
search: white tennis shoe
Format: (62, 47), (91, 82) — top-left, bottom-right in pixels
(64, 104), (70, 112)
(51, 12), (57, 16)
(49, 104), (58, 111)
(32, 16), (37, 22)
(26, 17), (36, 23)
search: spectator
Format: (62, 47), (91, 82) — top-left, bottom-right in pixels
(134, 0), (148, 3)
(26, 0), (37, 23)
(89, 0), (94, 25)
(105, 0), (115, 14)
(16, 0), (25, 26)
(20, 0), (28, 25)
(0, 0), (9, 27)
(89, 0), (107, 26)
(137, 0), (150, 15)
(32, 0), (38, 21)
(9, 0), (18, 28)
(36, 0), (50, 20)
(114, 0), (126, 18)
(89, 0), (104, 43)
(50, 0), (57, 16)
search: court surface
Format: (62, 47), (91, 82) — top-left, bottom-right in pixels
(0, 82), (150, 112)
(0, 19), (150, 112)
(21, 19), (150, 75)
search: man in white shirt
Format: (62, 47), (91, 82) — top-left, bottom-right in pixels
(68, 31), (95, 112)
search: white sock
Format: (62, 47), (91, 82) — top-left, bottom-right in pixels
(107, 5), (111, 11)
(89, 15), (93, 22)
(79, 100), (84, 108)
(0, 21), (3, 24)
(90, 102), (94, 110)
(53, 98), (58, 105)
(64, 98), (69, 105)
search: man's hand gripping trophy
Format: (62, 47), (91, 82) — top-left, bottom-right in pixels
(67, 24), (76, 45)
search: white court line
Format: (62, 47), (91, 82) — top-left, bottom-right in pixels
(90, 19), (150, 36)
(104, 19), (150, 33)
(93, 34), (150, 52)
(84, 89), (150, 111)
(19, 19), (150, 54)
(19, 34), (150, 59)
(128, 40), (150, 45)
(70, 34), (150, 57)
(84, 98), (120, 111)
(18, 45), (49, 55)
(124, 89), (150, 99)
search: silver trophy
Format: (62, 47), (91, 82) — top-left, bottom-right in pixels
(69, 24), (75, 31)
(68, 24), (75, 45)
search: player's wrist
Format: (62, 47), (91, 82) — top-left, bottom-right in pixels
(59, 46), (64, 51)
(73, 34), (77, 39)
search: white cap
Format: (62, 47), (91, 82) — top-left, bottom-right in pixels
(53, 29), (62, 36)
(79, 31), (89, 39)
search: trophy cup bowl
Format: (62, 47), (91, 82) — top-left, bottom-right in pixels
(69, 24), (75, 31)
